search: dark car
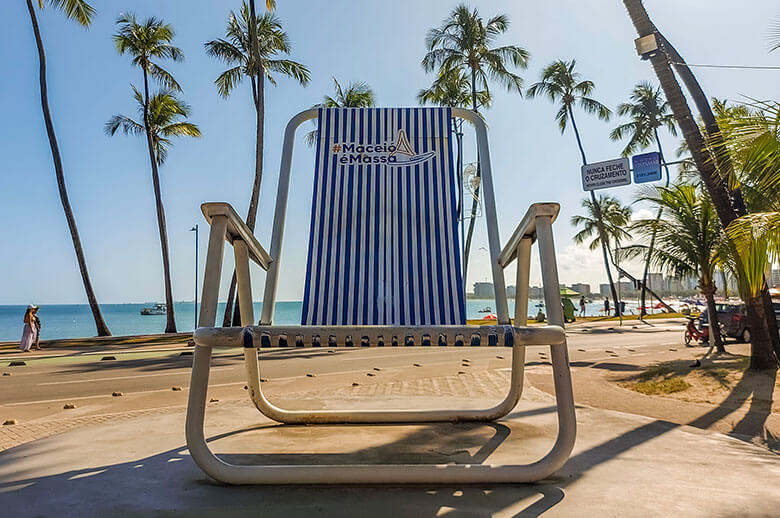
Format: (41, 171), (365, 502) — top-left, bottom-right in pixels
(774, 301), (780, 327)
(701, 303), (750, 342)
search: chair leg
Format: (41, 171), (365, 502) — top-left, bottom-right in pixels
(187, 340), (575, 485)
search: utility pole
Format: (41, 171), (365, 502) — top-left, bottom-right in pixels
(190, 225), (199, 328)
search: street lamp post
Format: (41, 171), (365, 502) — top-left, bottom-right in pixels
(190, 225), (199, 328)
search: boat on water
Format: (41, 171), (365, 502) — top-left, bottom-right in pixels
(140, 303), (167, 315)
(478, 307), (492, 313)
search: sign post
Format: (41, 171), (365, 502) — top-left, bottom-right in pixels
(632, 151), (662, 184)
(581, 158), (631, 191)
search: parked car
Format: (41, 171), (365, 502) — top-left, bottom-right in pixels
(700, 303), (750, 342)
(774, 301), (780, 327)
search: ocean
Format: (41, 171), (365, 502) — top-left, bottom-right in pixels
(0, 299), (623, 342)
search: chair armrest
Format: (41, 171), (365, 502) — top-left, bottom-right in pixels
(201, 202), (273, 270)
(498, 203), (560, 267)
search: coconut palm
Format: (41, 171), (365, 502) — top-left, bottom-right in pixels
(712, 98), (780, 365)
(112, 13), (186, 333)
(24, 0), (111, 336)
(720, 99), (780, 355)
(611, 82), (676, 157)
(526, 60), (611, 161)
(105, 89), (200, 333)
(621, 0), (778, 370)
(418, 68), (490, 109)
(206, 3), (309, 326)
(571, 195), (632, 316)
(106, 88), (201, 165)
(770, 17), (780, 52)
(422, 3), (529, 283)
(621, 184), (726, 352)
(418, 69), (491, 276)
(610, 81), (677, 316)
(304, 78), (375, 146)
(526, 60), (616, 310)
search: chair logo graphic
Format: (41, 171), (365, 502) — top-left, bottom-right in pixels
(332, 129), (436, 167)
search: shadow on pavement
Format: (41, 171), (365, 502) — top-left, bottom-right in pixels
(0, 419), (569, 517)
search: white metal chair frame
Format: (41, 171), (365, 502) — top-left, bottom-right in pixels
(186, 108), (576, 484)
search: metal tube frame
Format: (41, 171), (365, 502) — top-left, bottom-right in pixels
(185, 107), (576, 484)
(249, 108), (521, 423)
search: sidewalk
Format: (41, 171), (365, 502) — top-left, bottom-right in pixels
(1, 367), (778, 516)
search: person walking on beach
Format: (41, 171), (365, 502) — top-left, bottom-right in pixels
(20, 305), (40, 352)
(579, 296), (586, 317)
(32, 309), (42, 350)
(603, 298), (610, 315)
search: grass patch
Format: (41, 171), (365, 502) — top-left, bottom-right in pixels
(632, 377), (691, 395)
(638, 365), (671, 381)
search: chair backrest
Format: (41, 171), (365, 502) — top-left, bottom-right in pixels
(301, 107), (466, 326)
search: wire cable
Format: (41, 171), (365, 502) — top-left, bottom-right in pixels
(670, 62), (780, 70)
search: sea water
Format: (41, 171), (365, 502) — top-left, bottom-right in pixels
(0, 299), (621, 342)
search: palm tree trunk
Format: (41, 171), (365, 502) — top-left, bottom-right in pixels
(142, 69), (176, 333)
(622, 0), (777, 368)
(26, 0), (111, 337)
(462, 68), (480, 288)
(654, 20), (780, 356)
(640, 130), (672, 317)
(568, 106), (620, 315)
(602, 238), (620, 316)
(225, 72), (266, 327)
(702, 282), (725, 353)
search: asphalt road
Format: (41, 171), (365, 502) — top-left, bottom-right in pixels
(0, 320), (691, 421)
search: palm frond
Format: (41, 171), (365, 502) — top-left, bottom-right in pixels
(159, 121), (201, 138)
(47, 0), (95, 26)
(769, 17), (780, 52)
(214, 66), (244, 98)
(148, 63), (182, 92)
(265, 59), (311, 85)
(104, 114), (144, 137)
(725, 212), (780, 295)
(579, 96), (611, 121)
(204, 38), (245, 65)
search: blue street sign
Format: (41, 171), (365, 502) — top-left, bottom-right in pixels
(632, 152), (662, 183)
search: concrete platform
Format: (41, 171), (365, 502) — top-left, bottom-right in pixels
(1, 386), (778, 517)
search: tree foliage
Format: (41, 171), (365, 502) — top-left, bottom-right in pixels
(610, 81), (676, 156)
(526, 59), (611, 133)
(106, 87), (200, 164)
(205, 3), (309, 98)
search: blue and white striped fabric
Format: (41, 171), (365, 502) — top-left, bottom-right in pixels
(301, 107), (466, 326)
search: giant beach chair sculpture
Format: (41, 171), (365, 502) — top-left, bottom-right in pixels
(186, 107), (576, 484)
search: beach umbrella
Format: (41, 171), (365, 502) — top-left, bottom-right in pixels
(559, 287), (580, 298)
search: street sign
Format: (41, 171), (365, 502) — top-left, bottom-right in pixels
(581, 157), (631, 191)
(632, 151), (662, 183)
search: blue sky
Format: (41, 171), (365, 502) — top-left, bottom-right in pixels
(1, 0), (778, 305)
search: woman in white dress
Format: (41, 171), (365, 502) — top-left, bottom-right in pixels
(19, 305), (39, 352)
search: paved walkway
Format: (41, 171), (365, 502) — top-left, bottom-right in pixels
(1, 368), (778, 516)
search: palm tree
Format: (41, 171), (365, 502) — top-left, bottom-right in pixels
(418, 68), (490, 109)
(422, 3), (529, 284)
(621, 184), (726, 352)
(24, 0), (111, 336)
(769, 17), (780, 52)
(526, 60), (616, 310)
(113, 13), (185, 333)
(571, 195), (632, 316)
(621, 0), (778, 370)
(610, 81), (677, 317)
(206, 3), (309, 326)
(418, 69), (491, 280)
(106, 88), (201, 165)
(304, 77), (375, 146)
